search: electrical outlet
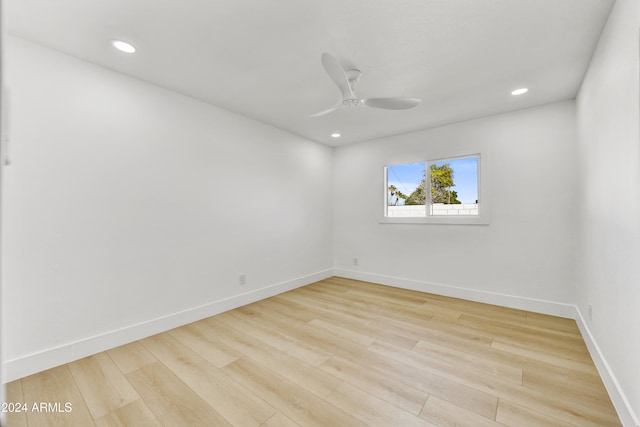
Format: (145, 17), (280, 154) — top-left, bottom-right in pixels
(353, 257), (359, 266)
(239, 273), (246, 286)
(588, 304), (593, 321)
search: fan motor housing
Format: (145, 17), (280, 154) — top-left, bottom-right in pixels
(343, 99), (360, 107)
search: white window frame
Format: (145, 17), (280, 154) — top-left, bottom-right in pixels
(381, 152), (490, 225)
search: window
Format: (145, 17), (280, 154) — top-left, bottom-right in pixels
(386, 161), (425, 217)
(428, 156), (478, 215)
(384, 154), (486, 224)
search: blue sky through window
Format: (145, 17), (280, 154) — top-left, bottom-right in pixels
(387, 161), (424, 205)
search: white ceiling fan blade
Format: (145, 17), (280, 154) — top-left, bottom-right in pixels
(309, 97), (342, 118)
(361, 97), (421, 110)
(309, 105), (340, 117)
(321, 52), (353, 100)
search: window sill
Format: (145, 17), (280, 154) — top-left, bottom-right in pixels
(379, 215), (490, 225)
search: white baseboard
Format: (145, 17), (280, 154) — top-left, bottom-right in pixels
(574, 307), (640, 427)
(2, 269), (334, 383)
(334, 268), (575, 318)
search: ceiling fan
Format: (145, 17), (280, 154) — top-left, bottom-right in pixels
(310, 52), (421, 117)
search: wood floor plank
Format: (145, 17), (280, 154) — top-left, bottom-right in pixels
(370, 340), (506, 393)
(358, 343), (499, 419)
(126, 361), (232, 427)
(277, 289), (375, 327)
(106, 341), (157, 374)
(493, 328), (592, 361)
(93, 399), (160, 427)
(202, 316), (342, 399)
(140, 333), (276, 427)
(522, 367), (616, 413)
(369, 315), (490, 350)
(260, 412), (301, 427)
(5, 379), (29, 427)
(325, 381), (437, 427)
(221, 357), (367, 427)
(225, 300), (370, 362)
(307, 277), (352, 293)
(426, 316), (597, 377)
(168, 321), (242, 368)
(256, 297), (318, 323)
(424, 295), (528, 325)
(319, 355), (428, 415)
(419, 395), (501, 427)
(459, 312), (584, 343)
(308, 318), (376, 347)
(491, 339), (597, 375)
(68, 352), (140, 419)
(425, 316), (495, 347)
(337, 278), (431, 304)
(367, 339), (619, 426)
(413, 339), (523, 384)
(240, 290), (417, 358)
(525, 311), (582, 334)
(496, 399), (575, 427)
(273, 356), (343, 400)
(343, 288), (433, 319)
(199, 316), (295, 364)
(295, 285), (371, 313)
(217, 308), (332, 366)
(423, 318), (605, 391)
(297, 300), (420, 349)
(21, 365), (96, 427)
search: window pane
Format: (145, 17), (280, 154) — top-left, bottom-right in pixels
(429, 156), (478, 215)
(386, 162), (426, 217)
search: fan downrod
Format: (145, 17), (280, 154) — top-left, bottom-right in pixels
(345, 69), (361, 84)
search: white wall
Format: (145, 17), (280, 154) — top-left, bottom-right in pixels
(1, 36), (334, 381)
(334, 101), (578, 315)
(576, 0), (640, 424)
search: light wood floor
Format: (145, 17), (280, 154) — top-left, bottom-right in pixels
(5, 277), (621, 426)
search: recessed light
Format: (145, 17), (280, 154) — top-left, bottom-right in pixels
(331, 133), (341, 138)
(511, 88), (528, 96)
(112, 40), (136, 54)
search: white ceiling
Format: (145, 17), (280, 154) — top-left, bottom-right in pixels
(5, 0), (614, 146)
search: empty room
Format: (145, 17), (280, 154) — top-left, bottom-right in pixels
(1, 0), (639, 426)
